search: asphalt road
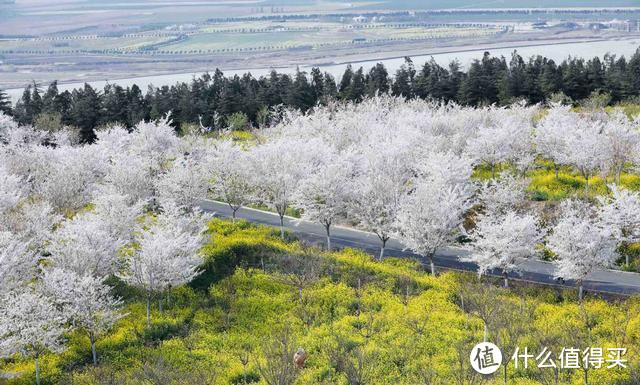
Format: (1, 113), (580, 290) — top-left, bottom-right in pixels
(199, 200), (640, 296)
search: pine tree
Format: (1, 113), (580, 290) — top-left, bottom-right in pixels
(126, 85), (147, 127)
(347, 67), (366, 102)
(70, 84), (101, 142)
(287, 69), (315, 111)
(338, 64), (354, 100)
(0, 89), (11, 116)
(41, 81), (60, 114)
(101, 84), (128, 126)
(365, 63), (390, 97)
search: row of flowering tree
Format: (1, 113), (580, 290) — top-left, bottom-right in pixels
(215, 98), (640, 299)
(1, 95), (640, 381)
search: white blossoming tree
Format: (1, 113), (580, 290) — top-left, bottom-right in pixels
(0, 288), (67, 385)
(547, 200), (618, 300)
(598, 185), (640, 266)
(41, 268), (123, 365)
(250, 137), (326, 239)
(478, 172), (528, 214)
(91, 192), (144, 243)
(348, 144), (412, 260)
(602, 110), (640, 184)
(293, 153), (353, 251)
(560, 116), (607, 192)
(395, 181), (472, 275)
(48, 211), (126, 277)
(121, 207), (206, 325)
(463, 210), (543, 287)
(0, 231), (37, 291)
(210, 140), (254, 220)
(535, 104), (572, 178)
(0, 164), (24, 216)
(156, 154), (212, 210)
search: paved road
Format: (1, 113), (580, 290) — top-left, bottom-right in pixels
(199, 200), (640, 296)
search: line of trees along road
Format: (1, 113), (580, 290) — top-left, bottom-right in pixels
(4, 48), (640, 141)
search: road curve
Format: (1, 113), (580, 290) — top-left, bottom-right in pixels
(199, 200), (640, 296)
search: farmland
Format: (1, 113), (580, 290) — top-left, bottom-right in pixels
(3, 1), (640, 91)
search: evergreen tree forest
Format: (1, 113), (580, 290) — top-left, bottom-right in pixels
(5, 48), (640, 142)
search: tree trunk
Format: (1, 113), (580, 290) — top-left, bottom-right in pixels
(555, 164), (559, 179)
(578, 283), (584, 301)
(158, 295), (163, 313)
(90, 334), (98, 365)
(279, 214), (285, 239)
(584, 175), (589, 193)
(483, 321), (488, 342)
(429, 255), (435, 276)
(626, 253), (630, 266)
(229, 203), (240, 222)
(146, 294), (152, 327)
(325, 224), (332, 252)
(503, 271), (509, 288)
(503, 363), (508, 385)
(35, 355), (41, 385)
(379, 238), (387, 260)
(491, 164), (496, 179)
(584, 369), (588, 385)
(617, 170), (622, 186)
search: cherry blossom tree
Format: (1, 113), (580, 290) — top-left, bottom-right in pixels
(293, 153), (353, 251)
(348, 147), (412, 260)
(395, 180), (472, 274)
(156, 154), (211, 210)
(547, 200), (618, 300)
(91, 192), (144, 243)
(48, 211), (126, 278)
(121, 206), (206, 325)
(34, 145), (108, 212)
(0, 288), (67, 385)
(41, 268), (123, 365)
(210, 140), (254, 220)
(535, 104), (572, 178)
(93, 125), (132, 156)
(250, 137), (326, 239)
(0, 165), (24, 216)
(127, 118), (180, 171)
(0, 112), (18, 141)
(602, 110), (640, 184)
(4, 201), (62, 251)
(466, 109), (535, 178)
(101, 153), (156, 205)
(414, 150), (474, 187)
(0, 231), (37, 291)
(554, 114), (607, 192)
(463, 210), (542, 287)
(478, 172), (527, 215)
(598, 185), (640, 266)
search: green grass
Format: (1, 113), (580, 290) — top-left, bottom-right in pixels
(473, 158), (640, 202)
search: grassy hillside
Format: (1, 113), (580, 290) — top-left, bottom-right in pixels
(1, 219), (638, 385)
